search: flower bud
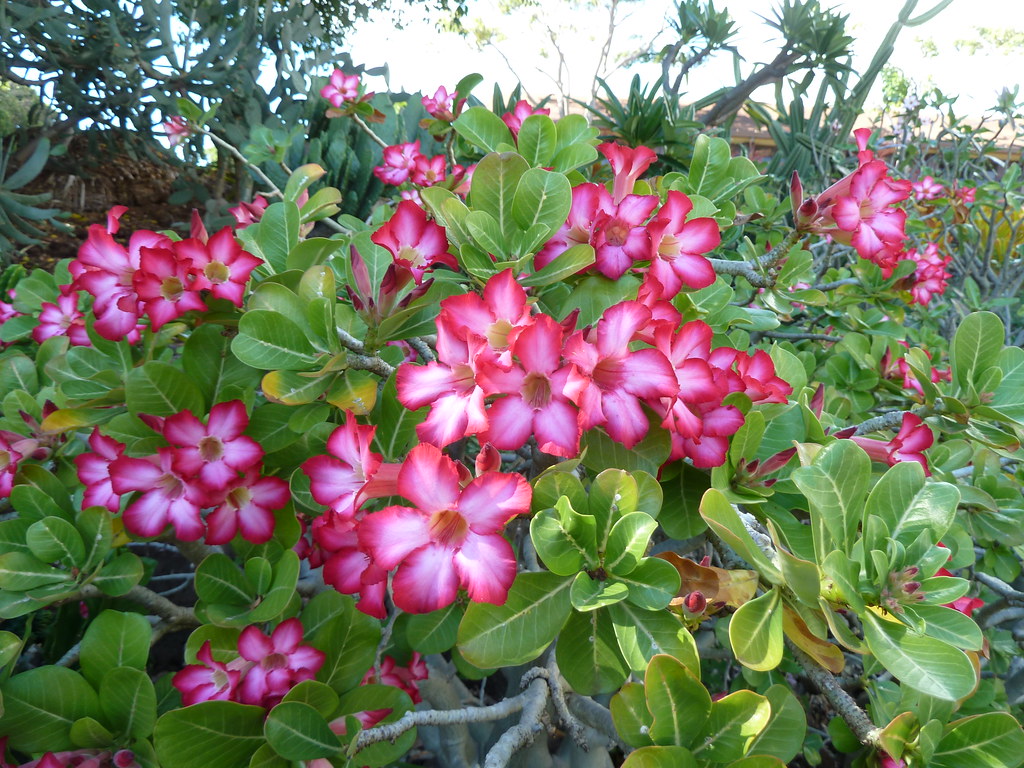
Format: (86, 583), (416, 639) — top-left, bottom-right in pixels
(683, 591), (707, 615)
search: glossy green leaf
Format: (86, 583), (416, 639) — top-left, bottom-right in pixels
(622, 746), (699, 768)
(125, 360), (205, 417)
(311, 595), (380, 693)
(521, 243), (595, 287)
(232, 310), (320, 371)
(645, 654), (711, 747)
(458, 571), (573, 667)
(469, 151), (530, 242)
(26, 516), (86, 566)
(264, 701), (341, 760)
(154, 701), (266, 768)
(530, 498), (595, 576)
(699, 489), (782, 583)
(931, 712), (1024, 768)
(792, 439), (871, 558)
(865, 461), (960, 546)
(406, 602), (462, 655)
(605, 512), (658, 576)
(335, 685), (415, 767)
(693, 690), (772, 763)
(80, 610), (152, 687)
(609, 602), (699, 674)
(0, 667), (101, 752)
(195, 553), (256, 606)
(570, 570), (630, 611)
(611, 682), (655, 747)
(0, 551), (70, 591)
(182, 324), (260, 407)
(516, 114), (557, 166)
(729, 589), (784, 671)
(511, 167), (571, 241)
(910, 603), (984, 650)
(555, 607), (630, 695)
(100, 666), (157, 740)
(616, 556), (681, 611)
(91, 552), (144, 596)
(951, 311), (1004, 391)
(454, 107), (515, 152)
(862, 612), (976, 700)
(746, 684), (807, 763)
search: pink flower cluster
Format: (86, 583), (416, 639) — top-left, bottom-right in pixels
(302, 414), (531, 616)
(795, 129), (912, 271)
(356, 653), (429, 728)
(911, 175), (944, 201)
(173, 619), (324, 709)
(537, 144), (721, 296)
(70, 207), (261, 340)
(880, 343), (951, 397)
(162, 116), (192, 147)
(904, 243), (952, 305)
(76, 401), (289, 544)
(373, 140), (473, 199)
(395, 269), (790, 468)
(2, 749), (139, 768)
(33, 286), (90, 346)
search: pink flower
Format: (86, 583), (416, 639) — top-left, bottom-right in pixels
(312, 511), (389, 619)
(501, 100), (550, 138)
(0, 432), (23, 499)
(911, 175), (945, 201)
(437, 269), (533, 367)
(563, 301), (678, 449)
(953, 185), (976, 204)
(162, 116), (192, 147)
(33, 286), (90, 346)
(173, 641), (242, 705)
(410, 154), (447, 187)
(598, 142), (657, 204)
(374, 141), (423, 186)
(479, 314), (583, 457)
(75, 429), (127, 512)
(370, 200), (455, 285)
(302, 413), (401, 521)
(905, 243), (952, 305)
(175, 228), (262, 307)
(228, 195), (268, 229)
(204, 469), (289, 545)
(320, 69), (368, 108)
(363, 652), (429, 703)
(109, 448), (206, 540)
(236, 619), (325, 709)
(162, 400), (263, 496)
(422, 86), (463, 122)
(646, 191), (720, 296)
(849, 412), (933, 475)
(879, 755), (906, 768)
(132, 244), (206, 330)
(359, 443), (531, 613)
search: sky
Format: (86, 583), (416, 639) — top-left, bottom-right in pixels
(340, 0), (1024, 117)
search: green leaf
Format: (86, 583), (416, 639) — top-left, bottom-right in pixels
(90, 552), (144, 596)
(951, 311), (1004, 392)
(791, 439), (871, 559)
(990, 346), (1024, 422)
(909, 604), (984, 651)
(100, 666), (157, 740)
(555, 608), (630, 695)
(457, 571), (573, 667)
(154, 701), (266, 768)
(617, 556), (681, 611)
(264, 701), (341, 760)
(466, 209), (507, 259)
(254, 202), (300, 274)
(865, 461), (959, 547)
(406, 602), (462, 654)
(861, 612), (976, 700)
(282, 681), (339, 720)
(511, 167), (571, 243)
(521, 244), (595, 287)
(0, 667), (101, 752)
(582, 424), (672, 477)
(335, 685), (416, 768)
(195, 553), (256, 606)
(246, 550), (300, 623)
(125, 360), (205, 417)
(611, 682), (655, 747)
(312, 597), (380, 693)
(469, 152), (530, 242)
(605, 512), (658, 576)
(570, 571), (630, 611)
(931, 712), (1024, 768)
(699, 490), (782, 583)
(80, 610), (152, 688)
(687, 135), (731, 197)
(608, 602), (700, 674)
(746, 685), (807, 763)
(14, 464), (76, 519)
(645, 654), (711, 747)
(694, 690), (772, 763)
(622, 746), (698, 768)
(26, 516), (86, 566)
(530, 502), (591, 576)
(76, 507), (113, 572)
(0, 551), (70, 591)
(232, 310), (321, 371)
(183, 324), (260, 407)
(454, 107), (516, 152)
(0, 353), (39, 394)
(517, 114), (557, 166)
(729, 589), (784, 671)
(70, 716), (115, 748)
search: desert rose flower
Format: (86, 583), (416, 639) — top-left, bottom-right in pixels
(359, 443), (531, 613)
(373, 141), (423, 185)
(175, 227), (262, 307)
(109, 448), (206, 540)
(849, 412), (933, 475)
(74, 429), (127, 512)
(204, 469), (290, 545)
(33, 286), (90, 346)
(236, 619), (325, 709)
(598, 142), (657, 204)
(172, 641), (242, 705)
(501, 100), (550, 137)
(370, 200), (455, 285)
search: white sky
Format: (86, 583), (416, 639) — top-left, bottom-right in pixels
(342, 0), (1024, 116)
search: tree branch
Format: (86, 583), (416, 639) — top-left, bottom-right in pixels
(483, 677), (549, 768)
(79, 584), (198, 628)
